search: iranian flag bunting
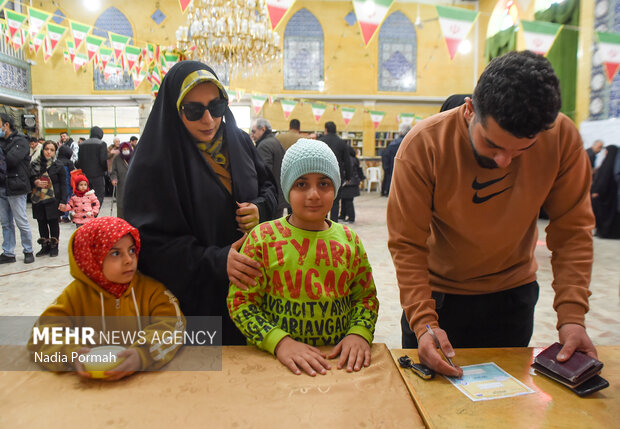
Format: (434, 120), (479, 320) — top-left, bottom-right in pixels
(597, 32), (620, 83)
(85, 34), (105, 62)
(436, 5), (479, 60)
(369, 110), (385, 129)
(10, 28), (25, 50)
(280, 99), (297, 119)
(125, 45), (142, 71)
(311, 103), (327, 123)
(1, 19), (7, 44)
(179, 0), (193, 13)
(73, 52), (88, 72)
(109, 32), (130, 60)
(99, 47), (113, 70)
(521, 20), (562, 56)
(32, 32), (45, 54)
(251, 95), (269, 114)
(46, 23), (67, 52)
(66, 40), (76, 63)
(69, 20), (90, 51)
(353, 0), (393, 46)
(63, 50), (69, 62)
(398, 112), (415, 126)
(27, 7), (51, 41)
(43, 35), (52, 62)
(341, 107), (356, 126)
(266, 0), (295, 30)
(5, 9), (27, 39)
(150, 64), (162, 87)
(162, 52), (179, 73)
(235, 89), (244, 102)
(133, 68), (147, 88)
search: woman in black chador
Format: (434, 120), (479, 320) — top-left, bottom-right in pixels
(591, 145), (620, 239)
(124, 61), (277, 344)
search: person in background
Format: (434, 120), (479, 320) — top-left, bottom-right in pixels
(29, 137), (42, 161)
(319, 121), (350, 222)
(110, 142), (133, 219)
(591, 145), (620, 238)
(124, 61), (277, 345)
(29, 141), (67, 257)
(586, 140), (604, 169)
(0, 113), (34, 264)
(251, 118), (287, 217)
(76, 126), (107, 207)
(56, 144), (75, 224)
(340, 146), (365, 223)
(129, 135), (139, 149)
(60, 131), (79, 164)
(276, 118), (302, 151)
(381, 123), (412, 196)
(78, 137), (85, 145)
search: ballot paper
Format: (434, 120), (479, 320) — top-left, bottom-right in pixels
(446, 362), (534, 401)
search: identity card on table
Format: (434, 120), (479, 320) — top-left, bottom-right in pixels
(446, 362), (534, 401)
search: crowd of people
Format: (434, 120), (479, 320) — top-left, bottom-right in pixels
(0, 51), (607, 381)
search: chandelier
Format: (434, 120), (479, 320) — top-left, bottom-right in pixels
(176, 0), (281, 78)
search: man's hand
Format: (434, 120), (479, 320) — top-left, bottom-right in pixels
(236, 202), (259, 233)
(557, 323), (598, 361)
(275, 336), (331, 376)
(327, 334), (371, 372)
(418, 328), (463, 377)
(227, 234), (262, 290)
(103, 348), (141, 381)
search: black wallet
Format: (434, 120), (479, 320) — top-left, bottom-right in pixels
(531, 342), (609, 396)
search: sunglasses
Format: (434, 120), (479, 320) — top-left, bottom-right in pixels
(180, 99), (228, 121)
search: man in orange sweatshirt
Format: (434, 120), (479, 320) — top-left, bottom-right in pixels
(387, 51), (597, 377)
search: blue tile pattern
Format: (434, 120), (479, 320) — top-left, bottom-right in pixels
(284, 9), (324, 90)
(345, 11), (357, 26)
(92, 7), (134, 91)
(0, 58), (29, 94)
(51, 9), (66, 25)
(151, 9), (166, 26)
(378, 11), (417, 92)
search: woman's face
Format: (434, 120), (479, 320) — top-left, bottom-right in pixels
(43, 144), (56, 160)
(180, 82), (223, 142)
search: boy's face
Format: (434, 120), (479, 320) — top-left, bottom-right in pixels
(102, 234), (138, 284)
(77, 181), (88, 192)
(288, 173), (334, 230)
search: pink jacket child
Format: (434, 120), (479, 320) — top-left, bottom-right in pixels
(64, 174), (100, 226)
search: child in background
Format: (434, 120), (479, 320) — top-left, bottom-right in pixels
(28, 217), (185, 380)
(64, 172), (99, 227)
(227, 139), (379, 376)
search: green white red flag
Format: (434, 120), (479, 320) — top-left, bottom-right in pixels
(86, 34), (105, 62)
(398, 112), (415, 126)
(43, 35), (53, 62)
(4, 9), (26, 39)
(597, 31), (620, 83)
(311, 103), (327, 123)
(353, 0), (393, 46)
(280, 99), (297, 119)
(66, 40), (76, 63)
(99, 47), (113, 70)
(521, 20), (562, 56)
(178, 0), (193, 13)
(125, 45), (142, 71)
(73, 52), (88, 72)
(251, 95), (269, 114)
(27, 7), (51, 42)
(109, 32), (130, 60)
(266, 0), (295, 30)
(11, 28), (26, 51)
(32, 32), (45, 54)
(69, 20), (90, 51)
(341, 107), (356, 126)
(133, 68), (147, 88)
(46, 22), (67, 53)
(369, 110), (385, 129)
(435, 5), (479, 60)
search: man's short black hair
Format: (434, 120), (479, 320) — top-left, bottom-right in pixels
(325, 121), (337, 134)
(289, 119), (300, 130)
(130, 136), (138, 142)
(0, 113), (15, 130)
(472, 51), (561, 139)
(29, 136), (38, 143)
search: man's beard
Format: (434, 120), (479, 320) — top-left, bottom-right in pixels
(468, 120), (498, 169)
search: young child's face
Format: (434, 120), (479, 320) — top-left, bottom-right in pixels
(102, 234), (138, 284)
(77, 181), (88, 192)
(289, 173), (334, 229)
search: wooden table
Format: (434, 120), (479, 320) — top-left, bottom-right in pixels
(0, 343), (424, 428)
(391, 347), (619, 429)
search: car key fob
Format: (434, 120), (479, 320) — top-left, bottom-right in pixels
(398, 355), (435, 380)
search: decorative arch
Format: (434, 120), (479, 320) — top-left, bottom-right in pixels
(92, 7), (134, 91)
(377, 11), (417, 92)
(283, 8), (324, 91)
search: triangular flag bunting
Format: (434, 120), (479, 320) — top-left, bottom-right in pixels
(150, 64), (163, 87)
(162, 52), (179, 73)
(46, 22), (67, 53)
(436, 5), (479, 60)
(109, 32), (130, 60)
(27, 7), (51, 41)
(251, 95), (269, 114)
(73, 52), (88, 72)
(43, 35), (53, 62)
(4, 9), (27, 39)
(0, 18), (8, 44)
(10, 27), (25, 50)
(179, 0), (193, 13)
(597, 32), (620, 83)
(311, 103), (327, 123)
(147, 43), (161, 66)
(398, 112), (415, 126)
(225, 88), (237, 101)
(133, 68), (147, 88)
(369, 110), (385, 129)
(125, 45), (142, 71)
(280, 99), (297, 119)
(236, 89), (245, 102)
(353, 0), (393, 46)
(521, 20), (562, 56)
(66, 40), (76, 63)
(63, 50), (70, 62)
(85, 34), (105, 62)
(69, 20), (91, 51)
(341, 107), (356, 126)
(99, 47), (113, 70)
(266, 0), (295, 30)
(32, 32), (45, 54)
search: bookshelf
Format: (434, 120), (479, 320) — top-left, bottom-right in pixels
(375, 131), (398, 156)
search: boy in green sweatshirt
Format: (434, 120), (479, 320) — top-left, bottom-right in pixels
(227, 138), (379, 376)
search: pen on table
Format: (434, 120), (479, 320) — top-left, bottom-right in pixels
(425, 324), (456, 368)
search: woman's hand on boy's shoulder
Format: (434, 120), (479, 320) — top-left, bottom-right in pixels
(328, 334), (371, 372)
(275, 336), (331, 377)
(228, 233), (263, 290)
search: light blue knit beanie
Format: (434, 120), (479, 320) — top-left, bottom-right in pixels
(280, 138), (341, 203)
